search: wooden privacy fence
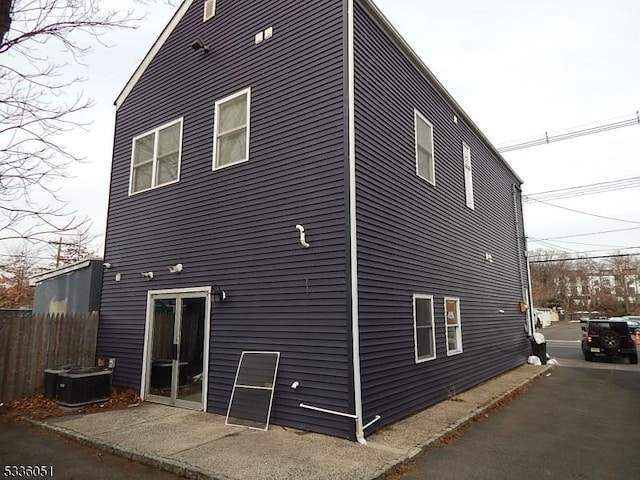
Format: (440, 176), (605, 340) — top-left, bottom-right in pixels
(0, 312), (99, 402)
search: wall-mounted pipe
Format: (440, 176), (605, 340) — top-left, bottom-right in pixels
(299, 403), (366, 444)
(295, 224), (310, 248)
(363, 415), (381, 431)
(299, 403), (357, 418)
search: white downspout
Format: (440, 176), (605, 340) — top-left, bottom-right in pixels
(348, 0), (365, 445)
(525, 243), (535, 336)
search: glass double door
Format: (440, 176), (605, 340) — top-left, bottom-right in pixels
(146, 292), (207, 410)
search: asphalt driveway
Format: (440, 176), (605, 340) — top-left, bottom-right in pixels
(394, 363), (640, 479)
(0, 421), (183, 480)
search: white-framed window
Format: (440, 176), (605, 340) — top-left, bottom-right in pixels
(463, 142), (474, 209)
(414, 110), (435, 185)
(130, 118), (183, 195)
(204, 0), (216, 21)
(213, 88), (251, 170)
(444, 297), (463, 355)
(413, 294), (436, 362)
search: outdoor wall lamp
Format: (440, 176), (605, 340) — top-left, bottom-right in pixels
(168, 263), (183, 273)
(212, 284), (226, 302)
(191, 37), (209, 53)
(141, 271), (154, 281)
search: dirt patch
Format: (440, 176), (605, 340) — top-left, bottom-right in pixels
(0, 389), (141, 422)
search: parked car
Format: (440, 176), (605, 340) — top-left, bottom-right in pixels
(622, 316), (640, 335)
(581, 319), (638, 364)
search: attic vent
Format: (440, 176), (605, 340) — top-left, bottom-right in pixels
(203, 0), (216, 21)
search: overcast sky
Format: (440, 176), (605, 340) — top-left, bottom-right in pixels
(46, 0), (640, 259)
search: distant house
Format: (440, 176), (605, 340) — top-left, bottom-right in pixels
(29, 259), (103, 314)
(97, 0), (532, 442)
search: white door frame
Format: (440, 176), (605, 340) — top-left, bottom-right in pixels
(141, 286), (211, 411)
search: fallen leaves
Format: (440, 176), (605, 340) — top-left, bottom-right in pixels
(0, 389), (141, 421)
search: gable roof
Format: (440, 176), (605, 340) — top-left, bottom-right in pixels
(114, 0), (521, 183)
(115, 0), (194, 109)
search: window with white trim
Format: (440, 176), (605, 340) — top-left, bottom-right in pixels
(415, 110), (435, 185)
(414, 294), (436, 362)
(204, 0), (216, 21)
(213, 88), (251, 169)
(463, 142), (474, 209)
(130, 119), (183, 195)
(445, 297), (463, 355)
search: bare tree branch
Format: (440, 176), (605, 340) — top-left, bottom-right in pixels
(0, 0), (142, 247)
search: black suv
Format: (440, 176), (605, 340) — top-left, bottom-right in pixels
(581, 319), (638, 364)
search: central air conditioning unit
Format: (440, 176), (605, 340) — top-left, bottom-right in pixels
(54, 367), (113, 407)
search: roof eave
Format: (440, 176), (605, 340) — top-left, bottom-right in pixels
(114, 0), (195, 110)
(358, 0), (523, 185)
(28, 258), (103, 287)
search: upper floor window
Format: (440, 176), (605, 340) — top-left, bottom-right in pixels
(414, 294), (436, 362)
(414, 110), (435, 185)
(204, 0), (216, 21)
(213, 88), (251, 170)
(130, 119), (183, 195)
(445, 297), (463, 355)
(463, 142), (474, 209)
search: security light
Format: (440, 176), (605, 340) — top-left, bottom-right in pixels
(191, 37), (209, 53)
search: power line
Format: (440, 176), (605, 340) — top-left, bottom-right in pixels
(498, 111), (640, 152)
(526, 198), (640, 224)
(523, 176), (640, 203)
(531, 239), (580, 252)
(531, 226), (640, 241)
(529, 238), (632, 249)
(529, 252), (640, 263)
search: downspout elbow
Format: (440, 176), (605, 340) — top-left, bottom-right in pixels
(295, 224), (310, 248)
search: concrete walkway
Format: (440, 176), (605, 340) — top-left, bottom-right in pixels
(32, 364), (551, 480)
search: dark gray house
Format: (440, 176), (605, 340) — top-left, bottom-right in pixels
(98, 0), (533, 442)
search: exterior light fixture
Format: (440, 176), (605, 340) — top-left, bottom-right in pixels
(212, 284), (226, 303)
(168, 263), (183, 273)
(141, 271), (154, 281)
(191, 37), (209, 53)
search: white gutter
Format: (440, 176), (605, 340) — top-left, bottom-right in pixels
(348, 0), (365, 445)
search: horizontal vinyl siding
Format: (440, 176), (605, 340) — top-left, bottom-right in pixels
(99, 0), (353, 439)
(354, 1), (530, 433)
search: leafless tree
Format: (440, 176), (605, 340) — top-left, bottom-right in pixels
(531, 249), (640, 316)
(529, 249), (572, 309)
(0, 0), (146, 246)
(49, 224), (98, 267)
(0, 242), (42, 308)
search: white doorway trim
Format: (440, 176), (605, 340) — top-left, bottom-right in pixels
(141, 286), (212, 411)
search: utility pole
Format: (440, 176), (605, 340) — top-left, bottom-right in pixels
(48, 237), (74, 267)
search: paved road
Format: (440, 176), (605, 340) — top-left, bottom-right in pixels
(395, 322), (640, 480)
(543, 321), (640, 371)
(0, 420), (183, 480)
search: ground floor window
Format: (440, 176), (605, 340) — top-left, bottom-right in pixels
(445, 297), (463, 355)
(414, 294), (436, 362)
